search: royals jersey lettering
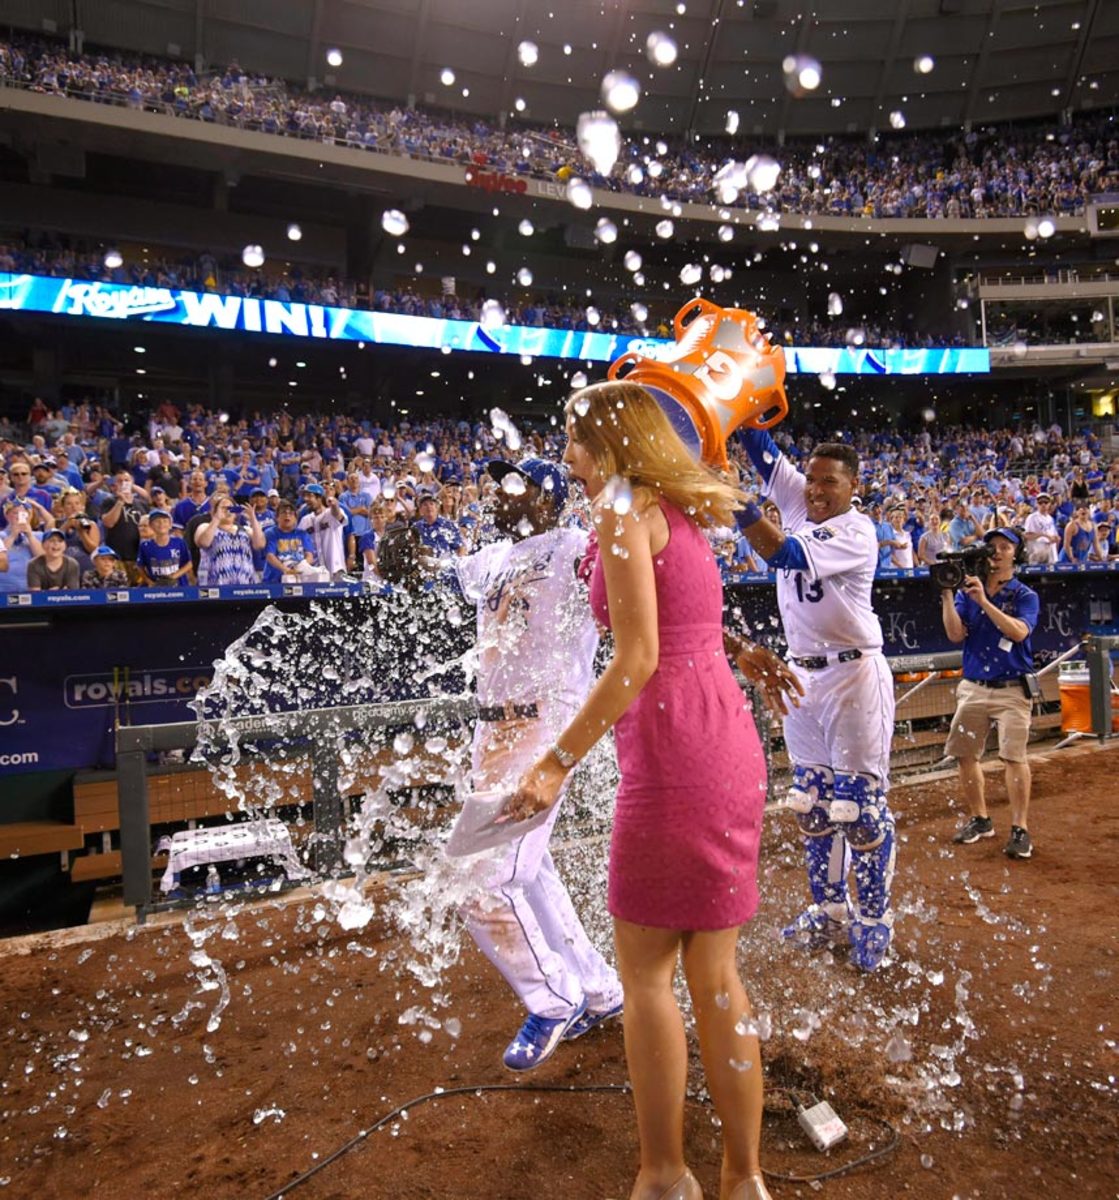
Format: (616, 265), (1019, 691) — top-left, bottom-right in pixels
(455, 526), (598, 710)
(137, 536), (190, 582)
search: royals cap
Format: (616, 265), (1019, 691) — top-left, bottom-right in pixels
(983, 527), (1022, 547)
(92, 545), (119, 558)
(487, 457), (569, 508)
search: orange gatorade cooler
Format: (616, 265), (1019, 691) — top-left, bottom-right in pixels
(1059, 663), (1092, 733)
(1059, 661), (1119, 733)
(608, 297), (788, 468)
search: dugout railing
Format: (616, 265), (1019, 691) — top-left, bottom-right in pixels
(109, 639), (1113, 921)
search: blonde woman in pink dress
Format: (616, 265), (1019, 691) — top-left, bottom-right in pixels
(507, 381), (782, 1200)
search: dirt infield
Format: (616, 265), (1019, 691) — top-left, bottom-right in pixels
(1, 742), (1117, 1199)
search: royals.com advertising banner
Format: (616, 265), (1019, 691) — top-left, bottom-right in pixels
(0, 272), (991, 373)
(0, 606), (232, 776)
(0, 569), (1109, 778)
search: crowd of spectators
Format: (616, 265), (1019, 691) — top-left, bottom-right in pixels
(717, 422), (1119, 574)
(1, 34), (1116, 221)
(0, 234), (648, 334)
(1, 394), (1115, 595)
(1, 231), (969, 346)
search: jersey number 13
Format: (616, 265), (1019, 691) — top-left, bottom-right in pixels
(794, 573), (824, 603)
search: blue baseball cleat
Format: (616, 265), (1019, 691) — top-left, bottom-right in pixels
(563, 1001), (623, 1042)
(502, 998), (588, 1071)
(781, 903), (850, 950)
(849, 920), (892, 972)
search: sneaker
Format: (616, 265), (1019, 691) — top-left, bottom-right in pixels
(849, 920), (892, 972)
(952, 815), (994, 844)
(502, 999), (588, 1072)
(1004, 825), (1033, 860)
(781, 904), (850, 950)
(563, 1001), (623, 1042)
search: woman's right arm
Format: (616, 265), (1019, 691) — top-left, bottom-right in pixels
(194, 519), (218, 549)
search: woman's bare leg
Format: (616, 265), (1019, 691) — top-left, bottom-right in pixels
(614, 918), (692, 1199)
(681, 928), (764, 1197)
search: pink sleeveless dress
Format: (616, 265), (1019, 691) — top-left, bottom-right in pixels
(588, 502), (767, 930)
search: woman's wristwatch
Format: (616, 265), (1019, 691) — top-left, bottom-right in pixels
(550, 743), (578, 770)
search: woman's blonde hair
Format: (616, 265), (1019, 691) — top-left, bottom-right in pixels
(564, 380), (747, 528)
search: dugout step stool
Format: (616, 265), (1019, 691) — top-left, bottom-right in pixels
(158, 819), (309, 894)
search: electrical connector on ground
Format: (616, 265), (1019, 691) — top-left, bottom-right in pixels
(796, 1097), (848, 1151)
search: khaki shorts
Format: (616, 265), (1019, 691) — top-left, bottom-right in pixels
(944, 678), (1032, 763)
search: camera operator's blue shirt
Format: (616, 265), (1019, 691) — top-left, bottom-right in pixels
(955, 577), (1039, 681)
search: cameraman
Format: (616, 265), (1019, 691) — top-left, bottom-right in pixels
(939, 528), (1038, 860)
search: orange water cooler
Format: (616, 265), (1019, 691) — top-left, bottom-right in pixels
(1058, 661), (1119, 733)
(608, 298), (788, 468)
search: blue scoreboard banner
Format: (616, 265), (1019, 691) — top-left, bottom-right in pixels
(788, 345), (990, 375)
(0, 272), (989, 373)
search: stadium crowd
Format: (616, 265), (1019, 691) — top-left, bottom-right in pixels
(1, 396), (1115, 594)
(0, 233), (966, 347)
(0, 235), (648, 335)
(1, 34), (1116, 220)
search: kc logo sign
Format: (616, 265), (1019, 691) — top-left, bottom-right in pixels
(1043, 602), (1072, 638)
(883, 611), (919, 650)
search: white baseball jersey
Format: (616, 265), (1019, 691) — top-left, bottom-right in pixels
(298, 507), (346, 576)
(763, 454), (884, 658)
(455, 526), (598, 710)
(1023, 511), (1058, 564)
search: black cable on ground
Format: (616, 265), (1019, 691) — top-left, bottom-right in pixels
(761, 1085), (901, 1183)
(262, 1082), (631, 1200)
(262, 1079), (900, 1199)
(760, 1116), (900, 1183)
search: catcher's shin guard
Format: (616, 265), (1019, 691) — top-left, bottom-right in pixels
(833, 773), (896, 972)
(783, 766), (851, 945)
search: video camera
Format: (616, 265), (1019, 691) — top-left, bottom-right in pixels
(929, 543), (994, 591)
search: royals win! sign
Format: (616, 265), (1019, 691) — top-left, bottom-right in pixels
(0, 272), (991, 374)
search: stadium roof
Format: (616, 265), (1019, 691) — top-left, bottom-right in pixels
(10, 0), (1119, 140)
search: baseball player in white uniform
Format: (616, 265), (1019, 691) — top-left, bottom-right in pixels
(735, 430), (896, 972)
(452, 457), (623, 1069)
